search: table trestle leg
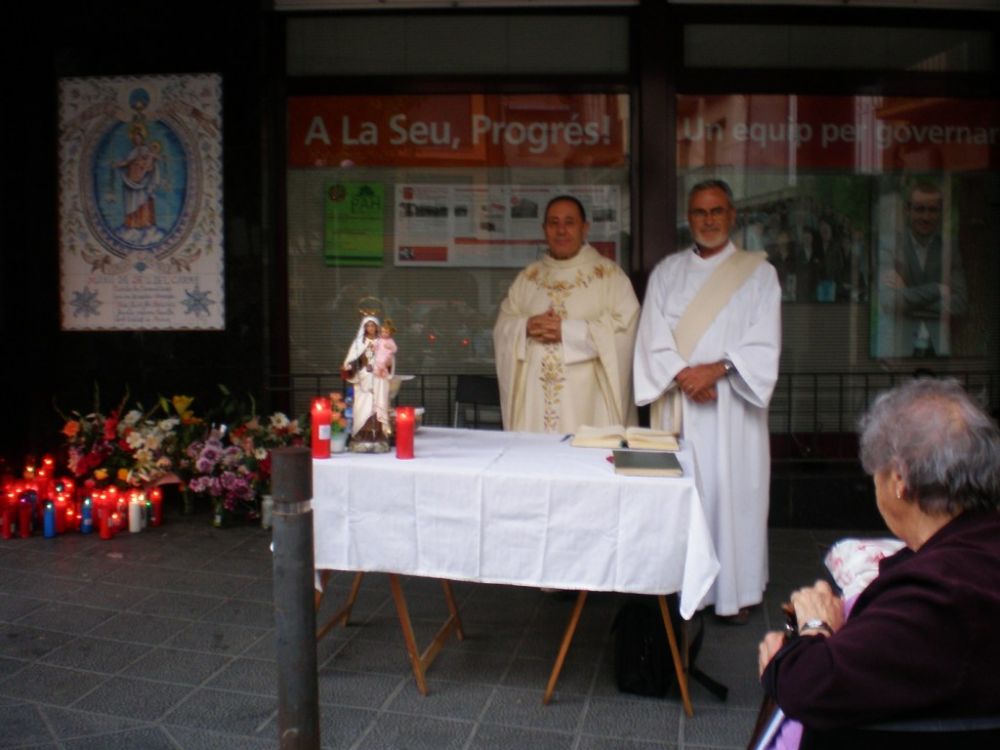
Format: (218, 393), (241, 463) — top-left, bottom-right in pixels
(314, 570), (331, 611)
(441, 579), (465, 641)
(542, 590), (588, 705)
(388, 575), (464, 695)
(657, 594), (694, 717)
(315, 571), (365, 642)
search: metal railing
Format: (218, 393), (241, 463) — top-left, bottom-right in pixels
(769, 369), (997, 432)
(267, 372), (469, 428)
(770, 369), (997, 461)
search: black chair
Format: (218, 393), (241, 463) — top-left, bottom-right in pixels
(452, 374), (501, 429)
(801, 715), (1000, 749)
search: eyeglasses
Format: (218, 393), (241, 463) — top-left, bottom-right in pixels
(689, 206), (729, 220)
(907, 203), (941, 216)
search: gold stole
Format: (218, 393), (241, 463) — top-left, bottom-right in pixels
(652, 249), (767, 433)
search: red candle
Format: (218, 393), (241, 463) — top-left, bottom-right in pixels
(1, 488), (14, 539)
(1, 506), (14, 539)
(54, 496), (68, 534)
(18, 500), (32, 538)
(149, 487), (163, 527)
(311, 397), (332, 459)
(37, 455), (55, 501)
(107, 487), (121, 520)
(116, 492), (128, 520)
(96, 493), (112, 539)
(395, 406), (415, 460)
(97, 501), (115, 539)
(99, 508), (113, 539)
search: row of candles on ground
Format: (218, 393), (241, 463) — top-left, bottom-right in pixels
(2, 480), (164, 540)
(310, 397), (415, 459)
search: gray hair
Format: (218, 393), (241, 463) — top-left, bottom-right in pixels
(689, 179), (735, 207)
(859, 378), (1000, 515)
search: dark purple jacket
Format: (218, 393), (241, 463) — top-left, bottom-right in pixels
(763, 511), (1000, 730)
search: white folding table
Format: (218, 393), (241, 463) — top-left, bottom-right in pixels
(311, 427), (719, 713)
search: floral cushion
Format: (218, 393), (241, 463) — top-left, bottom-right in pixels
(823, 537), (906, 600)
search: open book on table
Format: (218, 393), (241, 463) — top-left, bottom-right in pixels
(570, 425), (679, 452)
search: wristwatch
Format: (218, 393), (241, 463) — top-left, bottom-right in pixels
(799, 618), (833, 636)
(721, 359), (734, 376)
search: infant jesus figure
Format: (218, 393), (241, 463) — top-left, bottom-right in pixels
(373, 320), (397, 379)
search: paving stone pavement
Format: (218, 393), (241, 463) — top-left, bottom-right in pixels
(0, 509), (859, 749)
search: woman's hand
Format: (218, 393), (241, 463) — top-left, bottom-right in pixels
(791, 580), (844, 634)
(757, 631), (786, 677)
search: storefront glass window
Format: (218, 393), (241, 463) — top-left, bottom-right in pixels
(676, 94), (1000, 437)
(286, 93), (631, 417)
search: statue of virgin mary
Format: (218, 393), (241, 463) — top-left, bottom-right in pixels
(340, 314), (391, 453)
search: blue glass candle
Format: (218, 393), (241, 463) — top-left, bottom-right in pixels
(43, 501), (56, 538)
(80, 497), (94, 534)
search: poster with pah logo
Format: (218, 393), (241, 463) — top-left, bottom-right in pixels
(59, 74), (224, 330)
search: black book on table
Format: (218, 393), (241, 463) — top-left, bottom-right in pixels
(612, 449), (682, 477)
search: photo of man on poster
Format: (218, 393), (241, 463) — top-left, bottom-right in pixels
(873, 176), (968, 358)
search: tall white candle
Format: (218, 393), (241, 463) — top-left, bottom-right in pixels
(261, 495), (273, 530)
(128, 499), (143, 533)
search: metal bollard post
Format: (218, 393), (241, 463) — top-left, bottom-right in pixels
(271, 447), (321, 750)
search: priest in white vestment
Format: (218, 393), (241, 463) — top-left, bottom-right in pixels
(494, 195), (640, 433)
(634, 180), (781, 620)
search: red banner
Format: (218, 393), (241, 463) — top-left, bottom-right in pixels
(677, 95), (1000, 172)
(288, 94), (628, 169)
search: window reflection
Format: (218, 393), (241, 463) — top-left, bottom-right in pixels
(677, 94), (999, 433)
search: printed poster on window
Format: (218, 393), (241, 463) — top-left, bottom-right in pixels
(323, 182), (385, 267)
(58, 74), (224, 330)
(289, 94), (629, 267)
(393, 184), (621, 267)
(288, 93), (627, 170)
(676, 94), (999, 359)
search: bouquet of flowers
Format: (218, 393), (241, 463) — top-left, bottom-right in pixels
(60, 391), (176, 489)
(185, 429), (258, 520)
(57, 386), (309, 526)
(120, 409), (179, 485)
(156, 394), (206, 472)
(328, 391), (348, 433)
(229, 411), (305, 495)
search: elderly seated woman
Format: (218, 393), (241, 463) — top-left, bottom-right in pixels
(757, 378), (1000, 749)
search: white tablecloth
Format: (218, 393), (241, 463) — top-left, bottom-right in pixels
(312, 427), (719, 618)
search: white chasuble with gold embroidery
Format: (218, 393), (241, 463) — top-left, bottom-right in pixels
(493, 244), (640, 434)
